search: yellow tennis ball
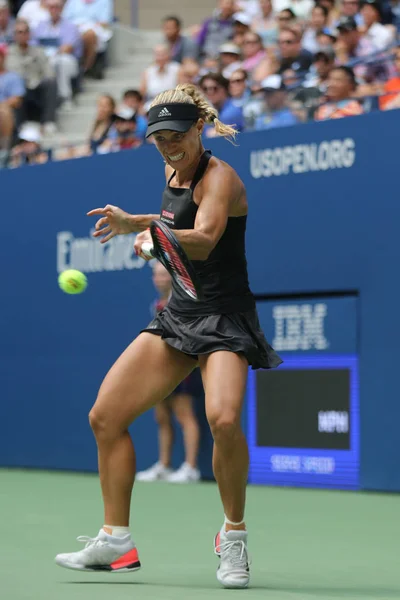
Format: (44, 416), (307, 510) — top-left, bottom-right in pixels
(58, 269), (88, 295)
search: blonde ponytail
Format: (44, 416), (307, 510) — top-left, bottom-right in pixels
(150, 83), (238, 144)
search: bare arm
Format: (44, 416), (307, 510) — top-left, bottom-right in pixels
(88, 205), (160, 243)
(6, 95), (22, 109)
(172, 165), (240, 260)
(139, 71), (147, 99)
(128, 214), (161, 232)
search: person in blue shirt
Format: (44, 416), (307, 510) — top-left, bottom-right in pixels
(253, 74), (298, 131)
(0, 43), (25, 148)
(120, 89), (148, 141)
(199, 72), (244, 138)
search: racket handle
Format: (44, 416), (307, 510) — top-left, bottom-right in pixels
(141, 242), (154, 258)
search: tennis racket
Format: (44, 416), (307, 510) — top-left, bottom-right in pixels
(141, 220), (204, 302)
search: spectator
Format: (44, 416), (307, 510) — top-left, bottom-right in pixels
(274, 0), (314, 21)
(198, 55), (219, 76)
(304, 48), (335, 92)
(197, 0), (236, 59)
(302, 4), (330, 53)
(87, 93), (114, 153)
(251, 45), (280, 83)
(253, 0), (278, 47)
(253, 74), (299, 129)
(8, 120), (48, 166)
(335, 15), (394, 84)
(289, 96), (309, 121)
(379, 43), (400, 108)
(63, 0), (113, 73)
(98, 106), (142, 153)
(219, 41), (242, 78)
(316, 26), (338, 49)
(140, 44), (180, 107)
(17, 0), (49, 30)
(392, 0), (400, 31)
(136, 262), (201, 485)
(241, 32), (267, 76)
(7, 18), (57, 132)
(277, 8), (297, 31)
(232, 11), (252, 48)
(0, 43), (24, 148)
(199, 72), (244, 136)
(34, 0), (82, 109)
(162, 15), (198, 63)
(177, 57), (200, 84)
(228, 67), (251, 106)
(361, 0), (396, 50)
(120, 89), (147, 140)
(314, 65), (364, 118)
(0, 0), (14, 44)
(336, 0), (363, 25)
(319, 0), (341, 25)
(277, 27), (313, 77)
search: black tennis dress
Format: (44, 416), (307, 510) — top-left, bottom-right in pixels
(142, 150), (282, 370)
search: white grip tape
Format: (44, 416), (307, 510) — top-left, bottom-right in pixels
(141, 242), (154, 258)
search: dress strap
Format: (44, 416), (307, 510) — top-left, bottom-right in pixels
(168, 170), (176, 184)
(190, 150), (212, 191)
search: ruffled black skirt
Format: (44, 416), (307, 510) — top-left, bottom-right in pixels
(141, 306), (282, 370)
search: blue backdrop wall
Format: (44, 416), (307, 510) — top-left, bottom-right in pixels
(1, 110), (399, 491)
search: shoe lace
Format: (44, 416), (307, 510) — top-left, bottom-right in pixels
(76, 535), (107, 549)
(216, 540), (251, 568)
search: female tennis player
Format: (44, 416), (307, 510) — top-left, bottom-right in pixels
(55, 83), (282, 588)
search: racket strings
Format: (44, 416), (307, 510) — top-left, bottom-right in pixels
(156, 232), (196, 296)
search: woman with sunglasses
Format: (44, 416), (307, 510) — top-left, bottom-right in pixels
(198, 72), (244, 137)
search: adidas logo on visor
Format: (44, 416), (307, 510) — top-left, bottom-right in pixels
(158, 107), (172, 118)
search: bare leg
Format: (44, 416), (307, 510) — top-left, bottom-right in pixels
(171, 393), (200, 468)
(89, 333), (196, 526)
(199, 351), (249, 531)
(154, 401), (174, 467)
(81, 29), (98, 71)
(0, 102), (14, 149)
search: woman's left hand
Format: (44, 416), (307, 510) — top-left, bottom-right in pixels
(134, 229), (154, 260)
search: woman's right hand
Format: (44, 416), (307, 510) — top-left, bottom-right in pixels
(87, 204), (134, 243)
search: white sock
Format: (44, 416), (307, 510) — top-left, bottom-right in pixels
(103, 525), (130, 538)
(224, 515), (246, 530)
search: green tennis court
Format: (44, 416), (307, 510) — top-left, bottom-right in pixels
(2, 468), (399, 600)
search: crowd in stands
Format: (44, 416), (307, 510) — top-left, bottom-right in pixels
(0, 0), (399, 167)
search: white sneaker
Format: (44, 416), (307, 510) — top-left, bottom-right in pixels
(214, 528), (250, 588)
(135, 461), (172, 482)
(55, 529), (141, 573)
(166, 462), (201, 483)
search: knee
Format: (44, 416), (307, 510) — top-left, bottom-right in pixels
(207, 408), (241, 443)
(83, 29), (97, 43)
(89, 404), (118, 441)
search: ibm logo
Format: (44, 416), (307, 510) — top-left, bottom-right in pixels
(272, 303), (329, 351)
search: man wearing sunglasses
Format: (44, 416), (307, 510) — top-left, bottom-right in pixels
(277, 26), (313, 77)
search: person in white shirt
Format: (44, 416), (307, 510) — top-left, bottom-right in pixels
(360, 0), (395, 50)
(34, 0), (82, 107)
(140, 45), (180, 107)
(17, 0), (49, 30)
(273, 0), (314, 21)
